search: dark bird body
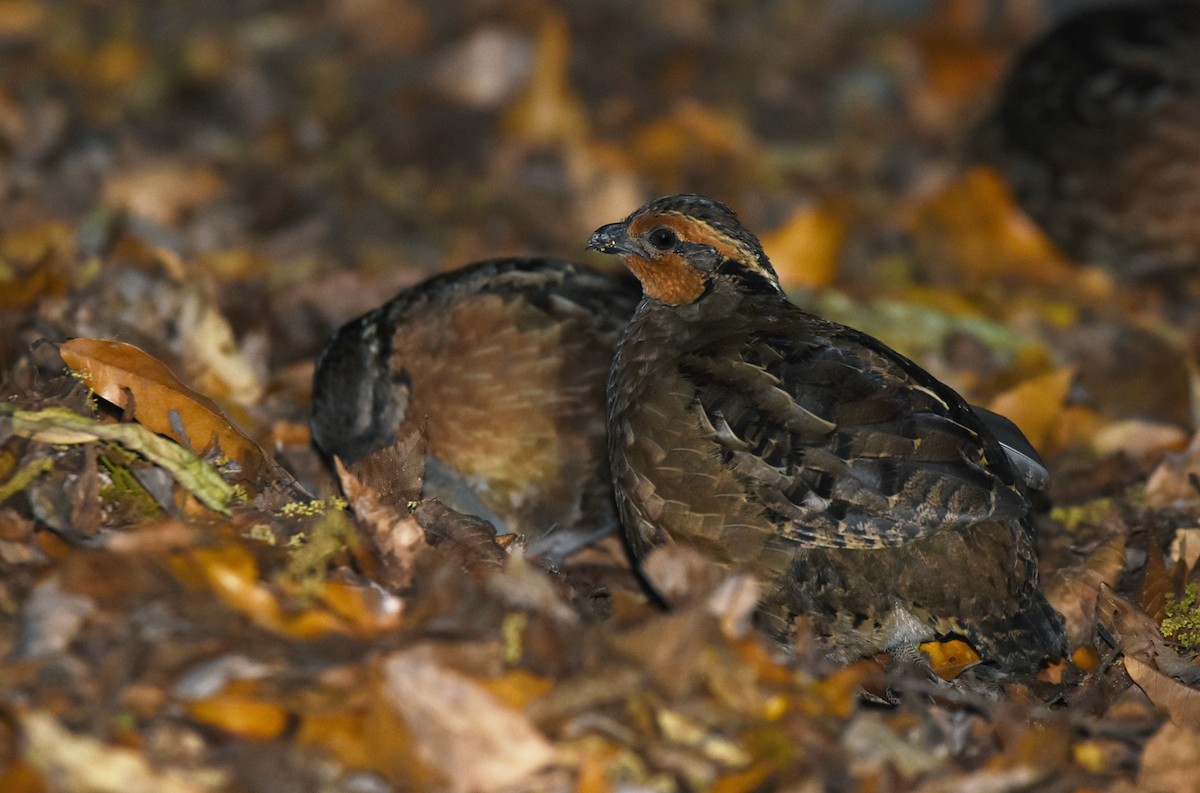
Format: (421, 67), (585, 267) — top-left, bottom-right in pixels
(974, 1), (1200, 279)
(311, 258), (639, 561)
(591, 195), (1065, 672)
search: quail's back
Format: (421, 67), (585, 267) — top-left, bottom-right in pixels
(590, 195), (1065, 672)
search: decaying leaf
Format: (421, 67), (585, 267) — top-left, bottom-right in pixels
(760, 198), (850, 290)
(919, 638), (981, 680)
(1135, 722), (1200, 793)
(59, 338), (270, 482)
(987, 367), (1075, 453)
(381, 645), (555, 792)
(1044, 534), (1127, 649)
(336, 455), (428, 591)
(1124, 655), (1200, 728)
(1, 405), (234, 513)
(21, 710), (228, 793)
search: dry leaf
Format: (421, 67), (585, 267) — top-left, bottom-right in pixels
(102, 161), (225, 226)
(1124, 655), (1200, 728)
(187, 693), (289, 740)
(21, 710), (227, 793)
(1044, 534), (1126, 648)
(760, 198), (850, 290)
(919, 638), (981, 680)
(987, 367), (1074, 453)
(60, 338), (270, 482)
(500, 11), (585, 148)
(1136, 722), (1200, 793)
(1140, 543), (1171, 624)
(381, 645), (555, 793)
(912, 167), (1075, 286)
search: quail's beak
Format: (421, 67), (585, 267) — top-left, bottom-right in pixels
(587, 222), (636, 255)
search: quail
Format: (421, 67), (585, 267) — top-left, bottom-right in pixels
(590, 194), (1065, 672)
(311, 257), (639, 563)
(973, 1), (1200, 279)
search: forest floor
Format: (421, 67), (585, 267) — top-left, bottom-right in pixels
(1, 1), (1199, 791)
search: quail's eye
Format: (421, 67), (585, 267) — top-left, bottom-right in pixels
(647, 227), (678, 251)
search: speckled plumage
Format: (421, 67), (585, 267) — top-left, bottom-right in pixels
(592, 195), (1065, 672)
(311, 257), (639, 562)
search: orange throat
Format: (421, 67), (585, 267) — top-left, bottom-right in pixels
(621, 252), (705, 305)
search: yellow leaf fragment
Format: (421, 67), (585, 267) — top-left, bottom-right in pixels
(188, 693), (288, 740)
(21, 710), (228, 793)
(987, 367), (1074, 453)
(919, 638), (981, 680)
(760, 199), (849, 289)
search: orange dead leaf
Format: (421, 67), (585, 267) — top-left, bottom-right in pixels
(173, 545), (350, 640)
(919, 638), (981, 680)
(60, 338), (269, 481)
(0, 1), (44, 37)
(913, 167), (1075, 286)
(476, 669), (554, 710)
(987, 367), (1074, 453)
(802, 659), (883, 719)
(187, 693), (288, 740)
(501, 11), (585, 148)
(760, 199), (849, 290)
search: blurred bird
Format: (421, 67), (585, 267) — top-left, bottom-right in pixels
(311, 258), (639, 564)
(973, 1), (1200, 280)
(590, 194), (1065, 672)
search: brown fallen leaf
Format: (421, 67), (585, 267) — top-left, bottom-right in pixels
(335, 445), (429, 591)
(380, 645), (555, 793)
(1124, 655), (1200, 728)
(1043, 534), (1126, 649)
(102, 161), (225, 226)
(1136, 722), (1200, 793)
(1097, 585), (1199, 684)
(1139, 541), (1171, 624)
(59, 338), (270, 483)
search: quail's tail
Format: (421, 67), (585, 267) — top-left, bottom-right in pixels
(970, 588), (1068, 674)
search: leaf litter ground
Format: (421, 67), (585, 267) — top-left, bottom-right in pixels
(1, 1), (1200, 791)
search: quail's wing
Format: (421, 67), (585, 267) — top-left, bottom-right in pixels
(680, 313), (1031, 550)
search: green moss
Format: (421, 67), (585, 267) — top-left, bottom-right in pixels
(98, 450), (161, 517)
(281, 506), (357, 593)
(1162, 583), (1200, 654)
(1049, 498), (1114, 534)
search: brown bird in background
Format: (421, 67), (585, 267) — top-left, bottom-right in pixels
(590, 194), (1065, 673)
(973, 1), (1200, 280)
(311, 258), (639, 564)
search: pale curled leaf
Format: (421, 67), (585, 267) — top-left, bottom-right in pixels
(22, 710), (228, 793)
(381, 645), (555, 792)
(1124, 655), (1200, 728)
(1, 405), (234, 513)
(1044, 534), (1126, 648)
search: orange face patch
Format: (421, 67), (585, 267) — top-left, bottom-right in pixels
(621, 251), (706, 305)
